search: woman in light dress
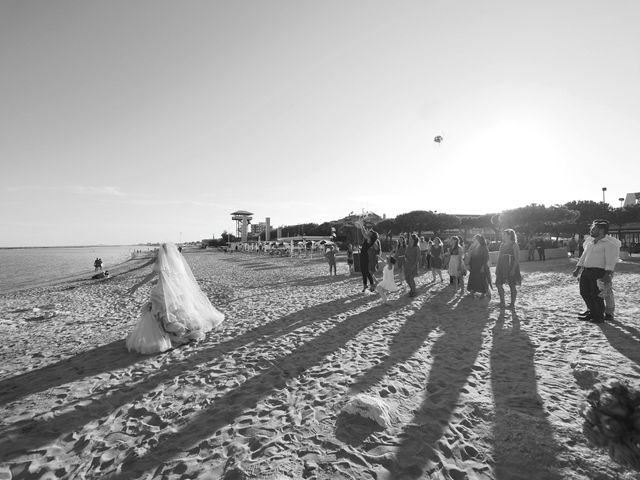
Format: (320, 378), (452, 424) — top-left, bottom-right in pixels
(126, 243), (225, 354)
(495, 229), (522, 308)
(447, 236), (466, 294)
(375, 256), (400, 304)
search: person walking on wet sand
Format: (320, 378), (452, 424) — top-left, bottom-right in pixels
(495, 229), (521, 308)
(573, 219), (620, 324)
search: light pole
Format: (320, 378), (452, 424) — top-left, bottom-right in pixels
(619, 197), (625, 209)
(602, 187), (607, 204)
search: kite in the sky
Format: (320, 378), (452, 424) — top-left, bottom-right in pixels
(434, 135), (443, 143)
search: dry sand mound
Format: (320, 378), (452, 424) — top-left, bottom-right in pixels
(1, 251), (639, 479)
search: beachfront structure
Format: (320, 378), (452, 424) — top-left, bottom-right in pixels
(231, 210), (253, 243)
(275, 235), (333, 244)
(611, 222), (640, 253)
(623, 192), (640, 207)
(251, 222), (267, 236)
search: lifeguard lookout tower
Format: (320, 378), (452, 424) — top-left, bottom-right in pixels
(231, 210), (253, 242)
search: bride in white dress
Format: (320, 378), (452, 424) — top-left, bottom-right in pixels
(125, 243), (225, 354)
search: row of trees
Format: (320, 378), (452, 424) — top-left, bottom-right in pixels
(208, 201), (640, 247)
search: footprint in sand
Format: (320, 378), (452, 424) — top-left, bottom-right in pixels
(127, 406), (169, 429)
(379, 384), (397, 398)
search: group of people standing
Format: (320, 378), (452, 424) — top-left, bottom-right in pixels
(354, 218), (621, 324)
(355, 224), (522, 307)
(93, 257), (104, 272)
(123, 219), (620, 357)
(526, 238), (547, 261)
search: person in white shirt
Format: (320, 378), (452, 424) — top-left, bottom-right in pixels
(572, 219), (621, 323)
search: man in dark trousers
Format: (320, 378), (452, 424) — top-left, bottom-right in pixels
(536, 238), (546, 261)
(572, 220), (621, 324)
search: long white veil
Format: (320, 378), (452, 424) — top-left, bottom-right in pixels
(155, 243), (224, 335)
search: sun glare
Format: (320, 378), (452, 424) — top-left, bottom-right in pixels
(469, 116), (557, 168)
(446, 111), (568, 211)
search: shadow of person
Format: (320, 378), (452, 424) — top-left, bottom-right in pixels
(0, 293), (375, 463)
(348, 285), (459, 395)
(94, 301), (398, 480)
(600, 318), (640, 366)
(349, 312), (436, 395)
(292, 275), (348, 287)
(386, 297), (490, 478)
(491, 310), (562, 480)
(0, 339), (141, 407)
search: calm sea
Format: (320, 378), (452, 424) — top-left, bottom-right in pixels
(0, 245), (150, 292)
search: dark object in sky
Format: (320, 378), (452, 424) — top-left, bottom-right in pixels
(434, 135), (443, 143)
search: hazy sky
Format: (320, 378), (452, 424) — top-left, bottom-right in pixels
(1, 1), (639, 247)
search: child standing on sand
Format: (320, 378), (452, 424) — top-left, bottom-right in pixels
(448, 236), (466, 294)
(325, 245), (338, 276)
(346, 244), (354, 275)
(376, 256), (399, 304)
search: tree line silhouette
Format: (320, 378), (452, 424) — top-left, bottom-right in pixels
(208, 200), (640, 248)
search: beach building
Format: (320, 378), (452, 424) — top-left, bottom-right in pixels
(250, 222), (267, 236)
(611, 222), (640, 253)
(623, 191), (640, 207)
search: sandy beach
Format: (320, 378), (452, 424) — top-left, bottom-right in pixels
(1, 249), (639, 480)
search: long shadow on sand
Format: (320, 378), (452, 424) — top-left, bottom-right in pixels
(388, 293), (491, 479)
(0, 293), (375, 461)
(491, 310), (561, 480)
(82, 300), (400, 479)
(600, 318), (640, 366)
(348, 285), (456, 395)
(0, 339), (142, 407)
(291, 275), (349, 287)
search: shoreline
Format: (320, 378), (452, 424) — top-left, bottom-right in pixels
(0, 244), (154, 250)
(1, 251), (639, 479)
(1, 254), (155, 295)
